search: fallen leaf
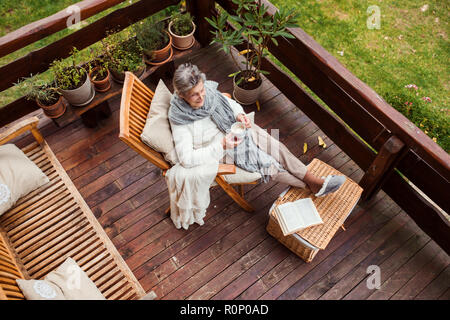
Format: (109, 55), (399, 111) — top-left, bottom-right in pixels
(239, 49), (251, 55)
(303, 142), (308, 154)
(318, 136), (327, 148)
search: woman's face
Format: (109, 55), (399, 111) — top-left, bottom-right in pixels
(181, 81), (206, 109)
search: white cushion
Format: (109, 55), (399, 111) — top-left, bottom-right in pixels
(17, 257), (106, 300)
(0, 144), (50, 217)
(140, 79), (179, 165)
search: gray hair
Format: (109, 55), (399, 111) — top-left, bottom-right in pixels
(172, 63), (206, 96)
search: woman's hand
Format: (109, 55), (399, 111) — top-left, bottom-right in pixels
(222, 132), (243, 149)
(236, 113), (251, 128)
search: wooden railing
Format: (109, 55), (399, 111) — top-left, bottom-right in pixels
(0, 0), (448, 254)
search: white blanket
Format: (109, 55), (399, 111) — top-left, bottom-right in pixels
(165, 160), (219, 230)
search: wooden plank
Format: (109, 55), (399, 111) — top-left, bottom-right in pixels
(390, 249), (450, 300)
(366, 240), (442, 300)
(414, 266), (449, 300)
(318, 219), (430, 300)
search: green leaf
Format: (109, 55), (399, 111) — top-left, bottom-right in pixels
(228, 71), (241, 78)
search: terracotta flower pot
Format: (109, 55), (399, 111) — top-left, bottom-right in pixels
(233, 73), (263, 106)
(89, 67), (111, 92)
(109, 64), (145, 84)
(37, 95), (66, 119)
(169, 21), (196, 50)
(143, 32), (173, 66)
(58, 73), (95, 107)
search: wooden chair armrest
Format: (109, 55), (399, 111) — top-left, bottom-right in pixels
(217, 164), (236, 175)
(0, 116), (43, 146)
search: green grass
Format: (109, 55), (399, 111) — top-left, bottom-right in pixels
(269, 0), (449, 152)
(0, 0), (448, 151)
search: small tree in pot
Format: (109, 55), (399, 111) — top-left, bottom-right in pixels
(102, 29), (146, 83)
(206, 0), (299, 106)
(16, 75), (66, 118)
(50, 47), (95, 107)
(133, 17), (172, 66)
(169, 12), (196, 50)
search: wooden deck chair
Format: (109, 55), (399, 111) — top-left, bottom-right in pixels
(119, 71), (260, 213)
(0, 117), (149, 300)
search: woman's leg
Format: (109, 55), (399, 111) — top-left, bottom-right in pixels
(251, 124), (324, 191)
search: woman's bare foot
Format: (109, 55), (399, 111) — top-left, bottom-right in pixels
(303, 171), (324, 194)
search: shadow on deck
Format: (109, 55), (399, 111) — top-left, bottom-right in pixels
(15, 44), (449, 300)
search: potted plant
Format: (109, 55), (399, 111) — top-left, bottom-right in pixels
(16, 75), (66, 118)
(133, 17), (172, 66)
(102, 29), (146, 83)
(206, 0), (299, 105)
(50, 47), (95, 107)
(169, 12), (196, 50)
(87, 47), (111, 92)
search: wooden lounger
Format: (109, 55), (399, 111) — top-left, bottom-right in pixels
(0, 117), (149, 300)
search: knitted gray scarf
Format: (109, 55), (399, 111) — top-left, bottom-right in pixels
(168, 80), (284, 182)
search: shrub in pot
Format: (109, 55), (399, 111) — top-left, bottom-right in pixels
(169, 12), (196, 50)
(206, 0), (299, 106)
(102, 29), (146, 83)
(50, 47), (95, 107)
(16, 75), (66, 118)
(133, 17), (172, 66)
(87, 47), (111, 92)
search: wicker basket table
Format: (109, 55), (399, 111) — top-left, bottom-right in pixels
(266, 158), (363, 262)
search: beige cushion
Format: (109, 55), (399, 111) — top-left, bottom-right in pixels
(17, 257), (105, 300)
(223, 166), (261, 184)
(16, 279), (66, 300)
(140, 79), (179, 165)
(0, 144), (49, 217)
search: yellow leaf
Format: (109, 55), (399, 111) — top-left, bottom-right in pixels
(318, 136), (327, 148)
(248, 76), (256, 82)
(255, 100), (261, 111)
(303, 143), (308, 154)
(239, 49), (251, 55)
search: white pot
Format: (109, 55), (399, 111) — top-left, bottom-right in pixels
(233, 74), (263, 105)
(59, 74), (95, 107)
(168, 21), (196, 50)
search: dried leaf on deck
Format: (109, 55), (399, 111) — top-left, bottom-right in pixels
(318, 136), (327, 148)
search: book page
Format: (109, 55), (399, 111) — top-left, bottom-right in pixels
(277, 202), (305, 233)
(294, 198), (323, 227)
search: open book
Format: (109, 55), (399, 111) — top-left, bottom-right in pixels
(274, 198), (323, 236)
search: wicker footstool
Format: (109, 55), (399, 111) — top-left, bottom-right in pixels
(266, 158), (363, 263)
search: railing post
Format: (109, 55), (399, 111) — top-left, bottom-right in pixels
(359, 135), (406, 201)
(186, 0), (214, 47)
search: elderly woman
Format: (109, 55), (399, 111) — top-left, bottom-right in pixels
(168, 63), (345, 198)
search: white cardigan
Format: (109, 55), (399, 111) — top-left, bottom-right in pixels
(170, 96), (245, 168)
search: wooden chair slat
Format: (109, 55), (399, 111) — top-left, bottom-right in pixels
(24, 225), (97, 274)
(17, 211), (86, 260)
(14, 209), (83, 254)
(8, 192), (76, 237)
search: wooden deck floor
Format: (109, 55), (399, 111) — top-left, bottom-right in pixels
(12, 44), (449, 300)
